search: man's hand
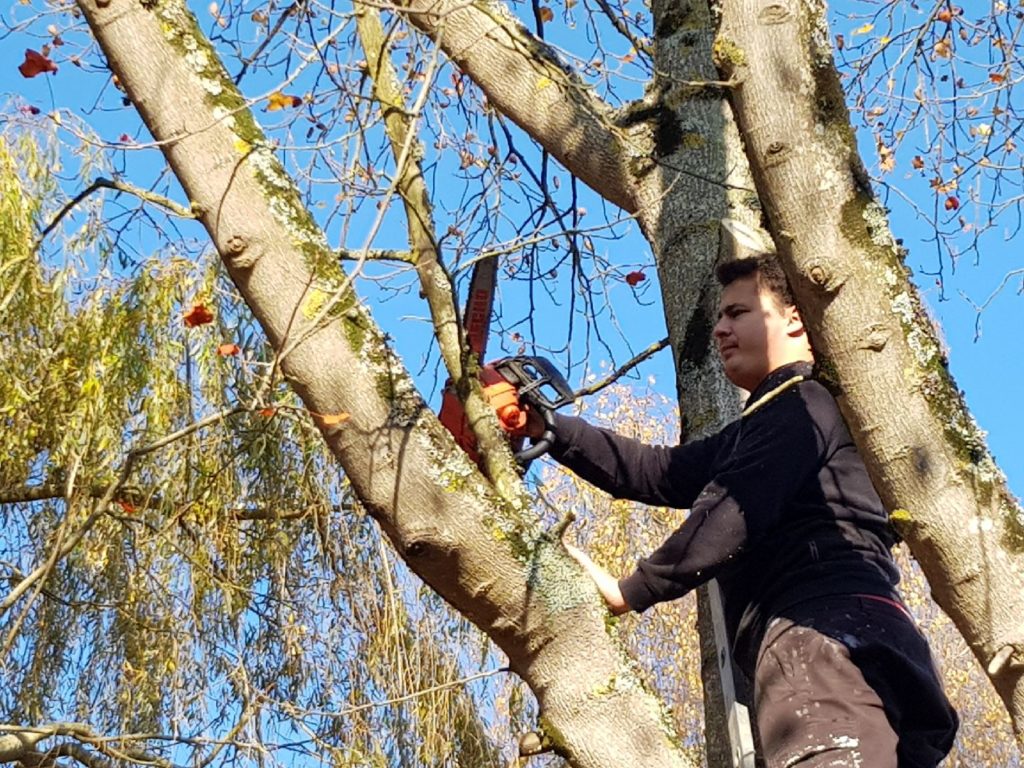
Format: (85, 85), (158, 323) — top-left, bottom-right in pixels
(521, 404), (547, 441)
(564, 543), (631, 615)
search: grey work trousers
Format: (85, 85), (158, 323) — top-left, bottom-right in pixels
(753, 594), (958, 767)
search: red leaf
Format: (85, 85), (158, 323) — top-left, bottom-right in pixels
(625, 270), (646, 286)
(217, 342), (241, 356)
(944, 196), (960, 211)
(19, 104), (41, 115)
(184, 304), (214, 327)
(258, 407), (277, 418)
(116, 499), (137, 514)
(18, 49), (58, 78)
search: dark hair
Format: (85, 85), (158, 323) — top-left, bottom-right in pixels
(715, 253), (795, 308)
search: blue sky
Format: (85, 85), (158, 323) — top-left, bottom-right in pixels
(2, 0), (1021, 506)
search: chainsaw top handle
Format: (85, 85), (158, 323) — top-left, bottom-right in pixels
(514, 402), (558, 464)
(490, 356), (573, 466)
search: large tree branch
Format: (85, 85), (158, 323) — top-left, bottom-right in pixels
(72, 0), (697, 763)
(718, 0), (1024, 744)
(394, 0), (641, 211)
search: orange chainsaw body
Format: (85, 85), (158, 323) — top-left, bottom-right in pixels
(438, 365), (527, 466)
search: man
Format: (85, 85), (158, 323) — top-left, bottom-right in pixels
(529, 255), (958, 766)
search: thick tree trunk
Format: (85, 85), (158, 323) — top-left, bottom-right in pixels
(72, 0), (698, 764)
(717, 0), (1024, 746)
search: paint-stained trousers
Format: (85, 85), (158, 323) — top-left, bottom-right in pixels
(753, 594), (959, 767)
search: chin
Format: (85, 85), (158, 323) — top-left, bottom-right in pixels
(725, 367), (762, 393)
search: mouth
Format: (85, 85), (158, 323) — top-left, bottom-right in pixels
(719, 343), (738, 357)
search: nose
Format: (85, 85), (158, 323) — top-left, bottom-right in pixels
(713, 316), (729, 339)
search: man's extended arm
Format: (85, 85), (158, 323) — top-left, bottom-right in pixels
(617, 383), (830, 612)
(544, 413), (716, 509)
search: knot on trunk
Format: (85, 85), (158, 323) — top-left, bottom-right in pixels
(988, 643), (1023, 677)
(805, 261), (846, 295)
(758, 3), (792, 25)
(224, 234), (260, 269)
(764, 141), (790, 167)
(401, 527), (456, 561)
(857, 322), (891, 352)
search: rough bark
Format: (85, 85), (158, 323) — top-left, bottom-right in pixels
(72, 0), (698, 764)
(717, 0), (1024, 746)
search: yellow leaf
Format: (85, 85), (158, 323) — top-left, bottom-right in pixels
(537, 76), (553, 90)
(934, 37), (952, 58)
(234, 137), (251, 154)
(267, 91), (301, 111)
(316, 412), (351, 427)
(852, 22), (874, 35)
(81, 377), (101, 397)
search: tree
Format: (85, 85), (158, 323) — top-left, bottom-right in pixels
(2, 0), (1023, 765)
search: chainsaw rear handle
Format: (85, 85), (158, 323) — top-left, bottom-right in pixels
(513, 403), (557, 465)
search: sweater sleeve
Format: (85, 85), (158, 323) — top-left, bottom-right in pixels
(547, 412), (717, 509)
(618, 383), (833, 612)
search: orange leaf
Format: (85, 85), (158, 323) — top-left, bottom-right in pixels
(217, 342), (241, 356)
(944, 195), (960, 211)
(116, 499), (137, 514)
(317, 412), (351, 426)
(912, 155), (925, 169)
(18, 49), (58, 78)
(184, 304), (214, 327)
(258, 407), (277, 418)
(936, 7), (952, 23)
(538, 6), (554, 22)
(989, 72), (1005, 84)
(267, 91), (302, 111)
(625, 270), (646, 286)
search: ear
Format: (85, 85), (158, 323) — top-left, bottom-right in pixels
(784, 305), (806, 338)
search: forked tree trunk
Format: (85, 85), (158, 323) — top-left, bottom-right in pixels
(67, 0), (1024, 758)
(72, 0), (699, 764)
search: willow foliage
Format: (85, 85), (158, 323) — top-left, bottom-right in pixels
(0, 131), (506, 767)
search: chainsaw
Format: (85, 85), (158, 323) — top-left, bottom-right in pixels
(438, 259), (574, 467)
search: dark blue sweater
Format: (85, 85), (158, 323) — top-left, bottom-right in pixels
(549, 361), (901, 673)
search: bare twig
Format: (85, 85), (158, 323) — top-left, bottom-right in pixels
(573, 336), (670, 399)
(35, 177), (195, 249)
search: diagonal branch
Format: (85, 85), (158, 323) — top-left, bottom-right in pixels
(572, 336), (669, 399)
(355, 2), (525, 497)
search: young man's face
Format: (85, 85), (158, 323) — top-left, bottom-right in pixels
(713, 274), (807, 392)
